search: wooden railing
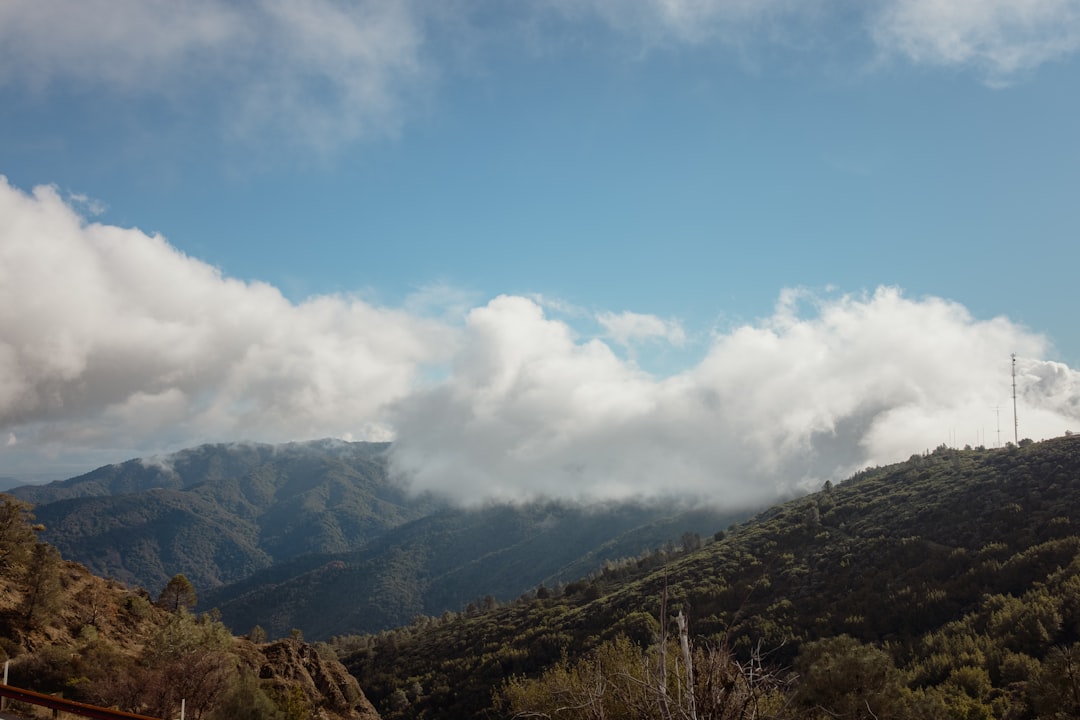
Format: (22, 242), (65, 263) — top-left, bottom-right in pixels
(0, 683), (160, 720)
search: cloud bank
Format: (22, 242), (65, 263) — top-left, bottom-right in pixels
(0, 176), (450, 473)
(3, 177), (1078, 503)
(389, 288), (1079, 506)
(2, 0), (1078, 152)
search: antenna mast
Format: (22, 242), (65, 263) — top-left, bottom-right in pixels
(1011, 354), (1018, 445)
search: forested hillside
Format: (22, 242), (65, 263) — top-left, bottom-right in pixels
(0, 494), (381, 720)
(336, 435), (1080, 719)
(10, 439), (748, 639)
(9, 440), (438, 592)
(206, 502), (740, 639)
(7, 436), (1080, 718)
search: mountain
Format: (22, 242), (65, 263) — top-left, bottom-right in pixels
(205, 502), (743, 639)
(10, 440), (441, 594)
(10, 440), (750, 640)
(12, 435), (1080, 718)
(336, 435), (1080, 719)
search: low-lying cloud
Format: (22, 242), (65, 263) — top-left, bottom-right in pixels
(389, 287), (1079, 506)
(2, 177), (1078, 502)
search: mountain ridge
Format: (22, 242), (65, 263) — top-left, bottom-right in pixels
(336, 435), (1080, 719)
(10, 439), (751, 639)
(9, 440), (440, 593)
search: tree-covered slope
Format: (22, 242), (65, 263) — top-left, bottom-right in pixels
(0, 495), (381, 720)
(206, 502), (744, 640)
(337, 436), (1080, 719)
(10, 440), (440, 593)
(10, 439), (751, 640)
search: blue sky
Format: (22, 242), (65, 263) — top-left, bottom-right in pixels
(1, 1), (1078, 503)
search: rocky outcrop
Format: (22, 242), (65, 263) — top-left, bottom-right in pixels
(255, 638), (381, 720)
(0, 494), (382, 719)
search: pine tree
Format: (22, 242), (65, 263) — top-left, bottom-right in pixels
(157, 573), (197, 613)
(0, 495), (36, 579)
(21, 542), (62, 626)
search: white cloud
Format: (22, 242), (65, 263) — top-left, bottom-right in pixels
(0, 176), (452, 473)
(65, 192), (106, 217)
(540, 0), (1080, 80)
(0, 0), (427, 151)
(2, 0), (1077, 160)
(541, 0), (818, 45)
(2, 176), (1078, 504)
(389, 295), (664, 504)
(872, 0), (1080, 80)
(0, 0), (237, 90)
(598, 310), (686, 348)
(390, 288), (1080, 506)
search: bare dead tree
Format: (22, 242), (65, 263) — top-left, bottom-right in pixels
(500, 591), (794, 720)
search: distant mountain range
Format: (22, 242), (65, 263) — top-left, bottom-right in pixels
(11, 440), (438, 592)
(8, 439), (747, 639)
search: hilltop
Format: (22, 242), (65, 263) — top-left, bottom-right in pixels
(6, 435), (1080, 719)
(334, 435), (1080, 719)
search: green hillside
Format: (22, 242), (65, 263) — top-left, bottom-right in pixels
(206, 502), (743, 639)
(10, 440), (749, 641)
(11, 440), (439, 592)
(337, 435), (1080, 719)
(0, 495), (380, 720)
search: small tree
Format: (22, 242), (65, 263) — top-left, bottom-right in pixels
(158, 573), (197, 613)
(22, 543), (62, 627)
(209, 671), (284, 720)
(249, 625), (268, 643)
(0, 495), (36, 579)
(794, 635), (907, 719)
(79, 581), (113, 628)
(140, 610), (236, 719)
(499, 611), (790, 719)
(681, 531), (702, 552)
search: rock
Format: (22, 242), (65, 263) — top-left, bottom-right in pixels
(255, 638), (380, 720)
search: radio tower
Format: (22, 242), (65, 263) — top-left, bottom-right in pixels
(1011, 354), (1019, 445)
(994, 405), (1002, 448)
